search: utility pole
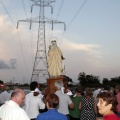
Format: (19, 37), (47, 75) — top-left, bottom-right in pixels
(17, 0), (66, 83)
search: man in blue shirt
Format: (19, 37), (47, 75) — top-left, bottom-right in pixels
(36, 94), (67, 120)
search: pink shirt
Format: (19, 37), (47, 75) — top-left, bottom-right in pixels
(116, 92), (120, 112)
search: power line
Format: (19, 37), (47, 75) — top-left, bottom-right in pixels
(56, 0), (64, 20)
(29, 28), (34, 66)
(17, 30), (31, 79)
(59, 0), (88, 47)
(50, 0), (64, 42)
(0, 1), (15, 26)
(18, 0), (32, 79)
(67, 0), (88, 29)
(47, 0), (57, 44)
(0, 1), (21, 82)
(0, 1), (30, 80)
(22, 0), (34, 71)
(21, 0), (28, 18)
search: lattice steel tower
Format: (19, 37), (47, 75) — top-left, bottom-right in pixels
(17, 0), (66, 83)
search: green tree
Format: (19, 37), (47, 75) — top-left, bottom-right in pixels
(109, 77), (120, 87)
(102, 78), (109, 85)
(78, 72), (100, 87)
(78, 72), (86, 86)
(0, 80), (4, 84)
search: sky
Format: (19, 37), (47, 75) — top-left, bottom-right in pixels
(0, 0), (120, 84)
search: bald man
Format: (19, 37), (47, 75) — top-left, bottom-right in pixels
(0, 89), (30, 120)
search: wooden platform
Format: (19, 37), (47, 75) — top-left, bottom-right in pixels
(45, 76), (64, 95)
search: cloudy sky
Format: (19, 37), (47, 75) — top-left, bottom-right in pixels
(0, 0), (120, 84)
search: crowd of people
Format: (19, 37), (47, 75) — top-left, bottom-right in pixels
(0, 80), (120, 120)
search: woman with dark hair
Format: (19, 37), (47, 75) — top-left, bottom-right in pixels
(97, 92), (120, 120)
(79, 88), (97, 120)
(36, 94), (67, 120)
(69, 86), (83, 120)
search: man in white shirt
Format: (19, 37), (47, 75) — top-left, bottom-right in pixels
(0, 88), (30, 120)
(0, 86), (10, 105)
(54, 80), (74, 120)
(24, 81), (45, 120)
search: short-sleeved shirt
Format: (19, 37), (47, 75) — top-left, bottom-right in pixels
(24, 91), (45, 119)
(55, 90), (73, 115)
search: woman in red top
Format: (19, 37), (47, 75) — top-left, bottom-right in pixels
(97, 92), (120, 120)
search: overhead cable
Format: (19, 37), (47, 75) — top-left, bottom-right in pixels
(17, 31), (31, 79)
(48, 0), (57, 44)
(0, 1), (30, 79)
(21, 0), (34, 75)
(56, 0), (64, 20)
(0, 1), (15, 26)
(21, 0), (28, 18)
(67, 0), (88, 29)
(59, 0), (88, 47)
(50, 0), (64, 42)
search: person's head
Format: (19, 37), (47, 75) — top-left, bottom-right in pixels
(45, 94), (59, 109)
(75, 87), (82, 94)
(63, 79), (68, 88)
(85, 88), (92, 96)
(13, 85), (19, 90)
(4, 86), (9, 91)
(30, 81), (38, 91)
(115, 84), (120, 94)
(110, 87), (114, 94)
(38, 84), (40, 89)
(11, 89), (25, 106)
(104, 86), (110, 91)
(97, 92), (117, 116)
(54, 80), (63, 90)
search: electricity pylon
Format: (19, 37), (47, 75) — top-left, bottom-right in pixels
(17, 0), (66, 83)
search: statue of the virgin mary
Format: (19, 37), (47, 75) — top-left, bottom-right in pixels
(47, 40), (65, 77)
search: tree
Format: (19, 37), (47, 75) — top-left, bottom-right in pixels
(102, 78), (109, 85)
(78, 72), (86, 86)
(78, 72), (100, 87)
(109, 77), (120, 87)
(0, 80), (4, 84)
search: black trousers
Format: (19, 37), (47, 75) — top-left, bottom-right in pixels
(70, 116), (80, 120)
(66, 115), (70, 120)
